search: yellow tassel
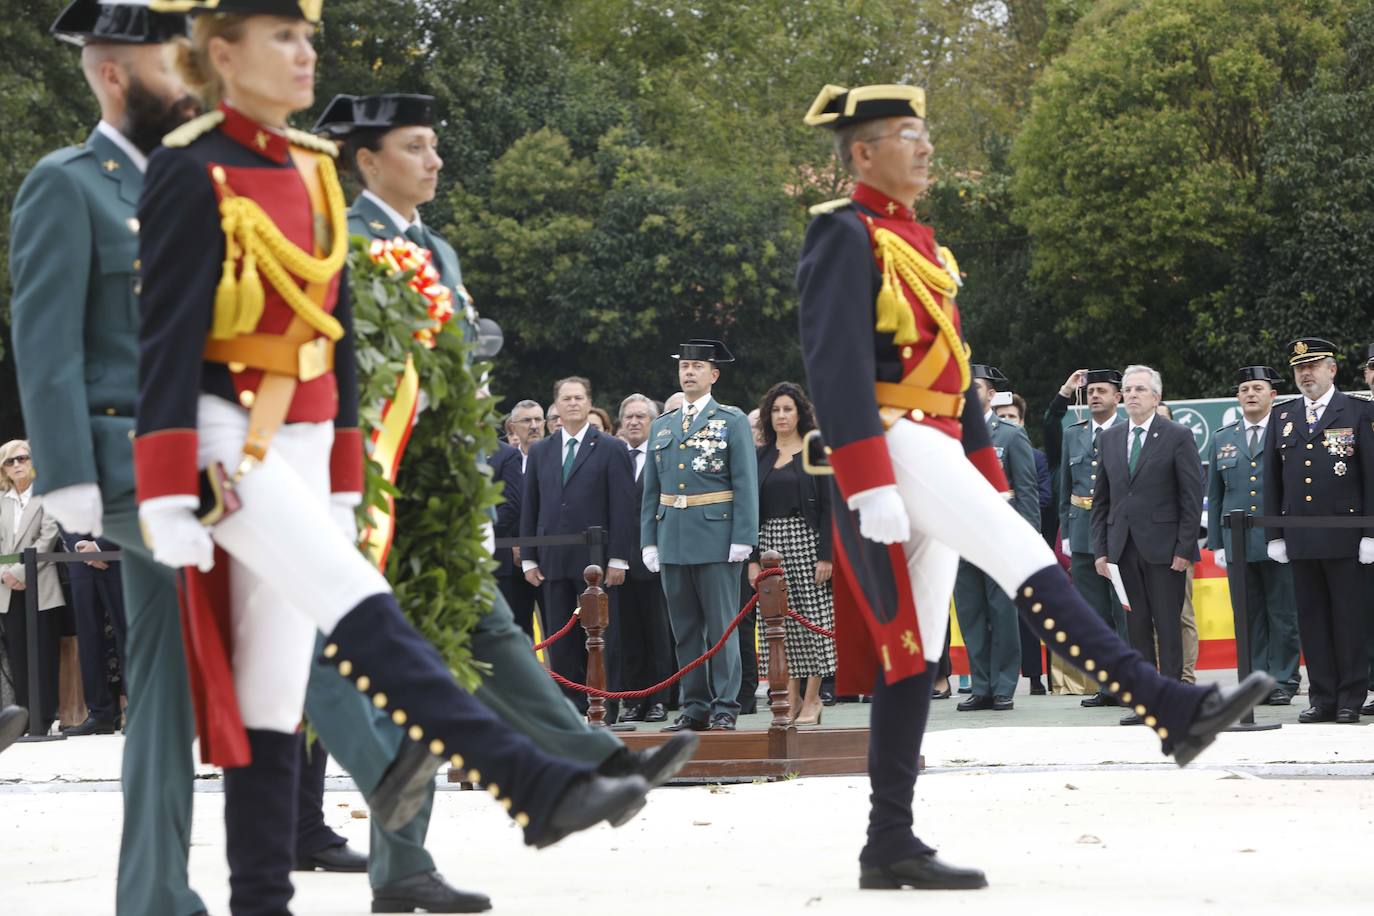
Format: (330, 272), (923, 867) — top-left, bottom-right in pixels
(235, 246), (265, 334)
(874, 237), (920, 345)
(212, 258), (239, 339)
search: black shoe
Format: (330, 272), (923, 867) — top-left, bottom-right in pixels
(1171, 671), (1277, 766)
(1119, 712), (1143, 726)
(991, 696), (1014, 711)
(536, 774), (651, 849)
(372, 869), (491, 913)
(708, 712), (737, 731)
(956, 686), (972, 695)
(1336, 708), (1361, 724)
(1028, 679), (1047, 696)
(643, 703), (668, 722)
(598, 732), (699, 788)
(1361, 700), (1374, 716)
(295, 842), (367, 873)
(369, 741), (441, 833)
(820, 689), (837, 707)
(956, 695), (992, 712)
(859, 855), (988, 890)
(1266, 689), (1292, 706)
(931, 686), (952, 700)
(1080, 692), (1107, 707)
(60, 716), (116, 737)
(619, 704), (646, 722)
(1299, 706), (1336, 724)
(0, 706), (26, 755)
(662, 714), (708, 732)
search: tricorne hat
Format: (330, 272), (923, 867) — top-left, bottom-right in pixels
(148, 0), (321, 23)
(1081, 369), (1123, 390)
(671, 339), (734, 364)
(52, 0), (186, 46)
(1235, 366), (1282, 386)
(312, 94), (436, 138)
(803, 84), (925, 129)
(970, 364), (1009, 386)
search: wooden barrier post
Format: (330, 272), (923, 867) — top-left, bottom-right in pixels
(757, 550), (793, 730)
(579, 565), (609, 727)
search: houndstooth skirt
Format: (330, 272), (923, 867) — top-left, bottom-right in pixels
(758, 515), (836, 678)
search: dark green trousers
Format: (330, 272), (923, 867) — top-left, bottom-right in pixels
(1070, 552), (1128, 642)
(104, 508), (207, 916)
(952, 561), (1021, 698)
(661, 562), (743, 720)
(1227, 560), (1301, 694)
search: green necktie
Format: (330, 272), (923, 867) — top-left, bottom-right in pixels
(404, 223), (428, 249)
(562, 437), (578, 483)
(1128, 426), (1144, 474)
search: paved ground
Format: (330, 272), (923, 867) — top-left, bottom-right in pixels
(2, 671), (1371, 915)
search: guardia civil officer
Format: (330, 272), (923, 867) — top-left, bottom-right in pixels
(797, 82), (1273, 890)
(134, 2), (649, 911)
(1205, 367), (1300, 704)
(1263, 339), (1374, 723)
(952, 365), (1038, 711)
(641, 340), (760, 732)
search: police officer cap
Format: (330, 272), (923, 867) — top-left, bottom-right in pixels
(803, 84), (926, 129)
(1235, 366), (1282, 386)
(52, 0), (186, 46)
(1365, 343), (1374, 365)
(672, 339), (734, 364)
(1285, 337), (1337, 366)
(1081, 369), (1123, 389)
(970, 364), (1009, 386)
(148, 0), (322, 22)
(313, 94), (437, 138)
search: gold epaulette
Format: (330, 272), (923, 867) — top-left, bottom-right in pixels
(162, 110), (225, 148)
(808, 197), (851, 216)
(286, 127), (339, 157)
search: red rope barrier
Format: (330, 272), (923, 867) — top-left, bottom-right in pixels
(785, 607), (835, 639)
(546, 567), (785, 700)
(532, 608), (579, 652)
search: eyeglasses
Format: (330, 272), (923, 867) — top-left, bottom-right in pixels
(862, 127), (931, 146)
(3, 454), (31, 467)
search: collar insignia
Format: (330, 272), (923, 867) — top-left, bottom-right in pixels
(102, 159), (119, 172)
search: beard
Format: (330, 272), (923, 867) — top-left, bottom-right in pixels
(123, 76), (202, 155)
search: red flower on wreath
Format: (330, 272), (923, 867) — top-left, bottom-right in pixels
(367, 238), (456, 348)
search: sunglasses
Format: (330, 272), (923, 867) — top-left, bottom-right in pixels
(3, 454), (30, 467)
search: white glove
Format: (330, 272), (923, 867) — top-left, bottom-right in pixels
(41, 482), (103, 537)
(139, 496), (214, 572)
(330, 492), (362, 544)
(1060, 538), (1071, 557)
(1212, 548), (1226, 570)
(481, 520), (496, 556)
(642, 545), (660, 573)
(848, 485), (910, 545)
(728, 543), (753, 563)
(1266, 539), (1288, 564)
(1360, 538), (1374, 565)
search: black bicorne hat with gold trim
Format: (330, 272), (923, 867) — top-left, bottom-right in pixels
(52, 0), (187, 46)
(803, 84), (926, 129)
(148, 0), (321, 22)
(1286, 337), (1337, 366)
(1235, 366), (1282, 386)
(671, 339), (735, 364)
(313, 94), (436, 138)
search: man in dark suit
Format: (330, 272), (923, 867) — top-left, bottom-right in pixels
(615, 393), (674, 722)
(1264, 338), (1374, 723)
(521, 376), (636, 717)
(1092, 365), (1203, 724)
(490, 438), (536, 638)
(58, 531), (127, 735)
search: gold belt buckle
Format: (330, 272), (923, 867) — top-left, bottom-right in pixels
(672, 494), (688, 509)
(298, 338), (329, 382)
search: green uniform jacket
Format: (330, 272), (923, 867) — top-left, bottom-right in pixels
(1206, 419), (1270, 559)
(640, 396), (759, 565)
(988, 414), (1039, 530)
(10, 129), (144, 505)
(1058, 417), (1115, 554)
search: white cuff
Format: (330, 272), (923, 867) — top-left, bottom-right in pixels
(608, 558), (628, 570)
(521, 560), (538, 573)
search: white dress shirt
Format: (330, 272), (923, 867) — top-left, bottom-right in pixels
(628, 442), (646, 481)
(5, 486), (32, 539)
(1125, 413), (1155, 462)
(1091, 413), (1118, 438)
(1243, 414), (1270, 450)
(522, 424), (627, 572)
(96, 120), (147, 173)
(361, 189), (422, 235)
(1304, 385), (1336, 425)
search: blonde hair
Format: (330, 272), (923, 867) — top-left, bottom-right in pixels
(170, 14), (249, 109)
(0, 440), (34, 493)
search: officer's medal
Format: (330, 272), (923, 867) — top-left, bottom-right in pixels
(1334, 461), (1347, 476)
(1282, 421), (1293, 439)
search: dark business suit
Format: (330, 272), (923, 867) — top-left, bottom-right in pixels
(490, 441), (537, 638)
(618, 441), (674, 710)
(58, 531), (127, 724)
(521, 426), (636, 711)
(1263, 390), (1374, 713)
(1092, 416), (1203, 679)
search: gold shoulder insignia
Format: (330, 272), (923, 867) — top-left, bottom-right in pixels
(808, 197), (851, 216)
(286, 127), (339, 157)
(162, 110), (225, 148)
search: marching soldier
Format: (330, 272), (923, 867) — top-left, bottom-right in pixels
(640, 340), (759, 732)
(953, 365), (1038, 711)
(1263, 338), (1374, 723)
(797, 81), (1273, 889)
(1205, 367), (1300, 704)
(131, 2), (651, 911)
